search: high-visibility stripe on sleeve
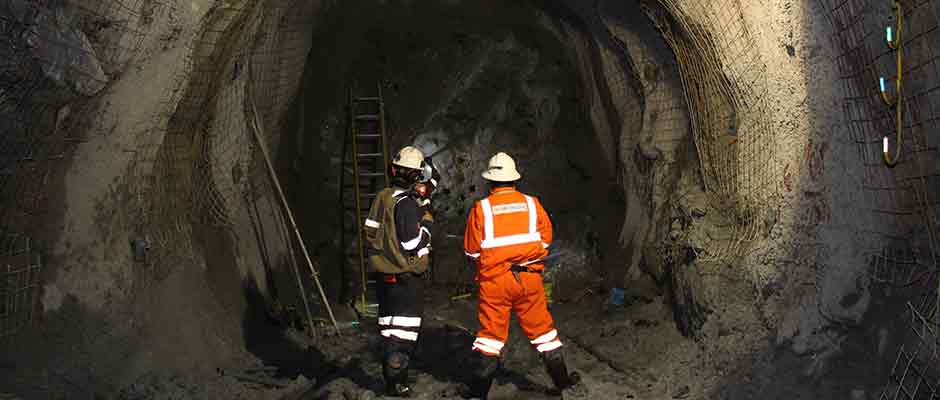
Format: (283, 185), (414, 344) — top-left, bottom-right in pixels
(542, 242), (550, 248)
(535, 340), (563, 353)
(401, 234), (422, 250)
(364, 219), (381, 228)
(381, 329), (419, 341)
(465, 252), (480, 259)
(417, 247), (430, 257)
(530, 329), (558, 345)
(401, 227), (431, 251)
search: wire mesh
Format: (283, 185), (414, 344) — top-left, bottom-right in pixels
(879, 298), (940, 400)
(0, 233), (41, 342)
(0, 0), (161, 228)
(148, 0), (318, 233)
(819, 0), (940, 396)
(639, 0), (777, 263)
(820, 0), (939, 285)
(0, 0), (165, 344)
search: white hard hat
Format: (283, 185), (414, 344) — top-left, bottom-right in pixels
(481, 152), (521, 182)
(392, 146), (425, 170)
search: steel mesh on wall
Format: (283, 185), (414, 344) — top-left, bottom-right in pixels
(0, 233), (40, 342)
(820, 0), (940, 397)
(0, 0), (166, 342)
(821, 0), (939, 283)
(0, 0), (162, 228)
(147, 0), (317, 235)
(642, 0), (778, 263)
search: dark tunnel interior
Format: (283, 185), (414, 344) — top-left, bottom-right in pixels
(275, 0), (629, 310)
(2, 0), (938, 398)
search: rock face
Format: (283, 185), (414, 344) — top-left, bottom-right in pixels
(31, 5), (108, 97)
(2, 1), (109, 103)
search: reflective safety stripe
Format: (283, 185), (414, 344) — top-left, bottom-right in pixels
(535, 340), (563, 353)
(478, 195), (541, 250)
(472, 337), (505, 355)
(365, 219), (380, 228)
(530, 329), (558, 345)
(465, 252), (481, 259)
(378, 316), (422, 327)
(472, 343), (501, 355)
(417, 247), (430, 258)
(381, 329), (419, 341)
(480, 199), (494, 241)
(542, 242), (550, 249)
(401, 234), (422, 250)
(481, 233), (542, 249)
(473, 337), (504, 351)
(525, 196), (536, 233)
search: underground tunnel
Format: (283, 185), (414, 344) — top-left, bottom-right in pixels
(1, 0), (939, 399)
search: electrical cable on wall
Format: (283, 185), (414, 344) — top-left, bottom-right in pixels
(879, 0), (904, 168)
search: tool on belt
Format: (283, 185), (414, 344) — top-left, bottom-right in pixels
(509, 250), (569, 283)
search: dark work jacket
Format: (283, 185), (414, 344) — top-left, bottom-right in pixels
(363, 187), (432, 274)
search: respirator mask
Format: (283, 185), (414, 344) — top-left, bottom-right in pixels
(413, 157), (438, 200)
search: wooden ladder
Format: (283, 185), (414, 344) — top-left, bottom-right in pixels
(343, 82), (390, 318)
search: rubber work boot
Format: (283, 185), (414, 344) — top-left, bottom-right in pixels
(541, 350), (582, 394)
(460, 353), (499, 399)
(383, 352), (412, 397)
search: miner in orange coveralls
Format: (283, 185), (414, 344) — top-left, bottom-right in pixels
(460, 152), (583, 399)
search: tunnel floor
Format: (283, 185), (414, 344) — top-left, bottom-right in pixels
(111, 282), (890, 400)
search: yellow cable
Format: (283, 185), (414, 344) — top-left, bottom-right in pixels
(883, 0), (903, 167)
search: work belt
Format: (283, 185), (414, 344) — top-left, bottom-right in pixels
(509, 264), (540, 285)
(509, 264), (541, 274)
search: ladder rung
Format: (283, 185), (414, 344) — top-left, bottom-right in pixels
(361, 193), (378, 198)
(360, 172), (384, 177)
(357, 153), (383, 158)
(356, 134), (382, 139)
(355, 115), (380, 121)
(355, 97), (381, 102)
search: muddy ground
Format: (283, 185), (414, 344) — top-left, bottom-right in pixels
(99, 282), (892, 400)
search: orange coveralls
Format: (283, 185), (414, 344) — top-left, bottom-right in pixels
(463, 187), (563, 357)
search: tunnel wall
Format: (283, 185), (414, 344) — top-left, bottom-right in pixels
(1, 0), (936, 395)
(1, 0), (329, 394)
(819, 0), (940, 390)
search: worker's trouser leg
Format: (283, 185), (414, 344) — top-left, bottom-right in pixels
(376, 273), (425, 396)
(472, 271), (563, 356)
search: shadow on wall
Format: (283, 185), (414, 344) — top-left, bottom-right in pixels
(240, 276), (330, 380)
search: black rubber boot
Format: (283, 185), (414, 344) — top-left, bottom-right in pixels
(383, 351), (412, 397)
(460, 353), (500, 399)
(542, 350), (581, 393)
